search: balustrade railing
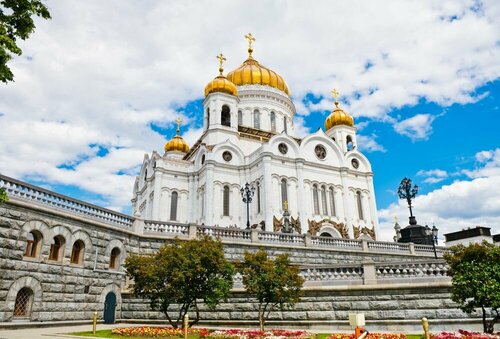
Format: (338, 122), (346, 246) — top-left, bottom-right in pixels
(311, 236), (364, 249)
(258, 231), (305, 245)
(0, 174), (133, 228)
(143, 220), (189, 235)
(301, 266), (364, 282)
(376, 260), (449, 280)
(368, 240), (410, 253)
(198, 226), (251, 241)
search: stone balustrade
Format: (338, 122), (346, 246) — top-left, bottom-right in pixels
(1, 173), (446, 258)
(375, 260), (450, 284)
(0, 174), (133, 228)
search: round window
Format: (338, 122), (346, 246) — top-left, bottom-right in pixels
(351, 159), (359, 169)
(278, 143), (288, 155)
(315, 145), (327, 160)
(222, 151), (232, 162)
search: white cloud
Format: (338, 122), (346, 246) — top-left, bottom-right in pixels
(417, 169), (448, 183)
(356, 134), (386, 153)
(378, 148), (500, 242)
(0, 0), (499, 211)
(393, 114), (436, 141)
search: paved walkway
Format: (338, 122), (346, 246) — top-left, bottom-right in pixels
(0, 323), (146, 339)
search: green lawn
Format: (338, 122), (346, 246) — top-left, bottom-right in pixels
(71, 330), (199, 339)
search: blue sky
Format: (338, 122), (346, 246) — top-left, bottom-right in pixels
(0, 0), (499, 240)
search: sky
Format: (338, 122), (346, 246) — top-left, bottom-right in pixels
(0, 0), (499, 242)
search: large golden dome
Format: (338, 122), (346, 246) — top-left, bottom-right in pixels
(164, 119), (189, 153)
(325, 89), (354, 130)
(226, 34), (290, 96)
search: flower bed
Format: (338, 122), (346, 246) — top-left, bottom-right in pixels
(110, 327), (309, 338)
(326, 334), (406, 339)
(202, 329), (310, 338)
(111, 326), (209, 337)
(431, 329), (499, 339)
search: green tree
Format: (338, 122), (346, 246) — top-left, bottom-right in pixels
(444, 241), (500, 333)
(238, 249), (304, 331)
(124, 236), (234, 328)
(1, 0), (51, 83)
(0, 187), (7, 202)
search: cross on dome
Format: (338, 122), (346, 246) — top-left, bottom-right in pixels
(175, 117), (183, 134)
(216, 53), (226, 75)
(332, 88), (340, 107)
(244, 33), (256, 56)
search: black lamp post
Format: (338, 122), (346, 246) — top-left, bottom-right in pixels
(397, 177), (419, 225)
(425, 224), (439, 259)
(240, 183), (255, 229)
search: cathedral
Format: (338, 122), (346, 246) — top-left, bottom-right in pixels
(132, 34), (378, 240)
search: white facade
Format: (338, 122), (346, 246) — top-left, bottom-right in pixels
(132, 64), (379, 239)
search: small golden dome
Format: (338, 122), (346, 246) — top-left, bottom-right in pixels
(204, 53), (238, 97)
(324, 89), (354, 130)
(226, 34), (290, 96)
(204, 75), (238, 97)
(164, 118), (189, 153)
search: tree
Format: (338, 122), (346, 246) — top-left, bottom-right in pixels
(238, 249), (304, 331)
(444, 241), (500, 333)
(124, 236), (234, 328)
(0, 187), (7, 202)
(1, 0), (51, 83)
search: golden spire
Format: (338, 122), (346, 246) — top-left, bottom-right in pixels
(216, 53), (226, 75)
(283, 200), (288, 211)
(175, 117), (182, 134)
(332, 88), (340, 108)
(394, 215), (399, 223)
(244, 33), (256, 57)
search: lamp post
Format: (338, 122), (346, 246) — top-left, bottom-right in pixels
(240, 183), (255, 229)
(397, 177), (419, 225)
(424, 224), (439, 259)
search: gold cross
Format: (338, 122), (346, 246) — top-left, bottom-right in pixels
(216, 53), (226, 73)
(332, 88), (340, 102)
(245, 33), (256, 56)
(175, 117), (182, 133)
(283, 200), (288, 211)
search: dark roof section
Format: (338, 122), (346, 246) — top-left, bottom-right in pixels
(444, 226), (491, 242)
(493, 234), (500, 242)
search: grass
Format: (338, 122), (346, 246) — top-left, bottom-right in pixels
(70, 329), (199, 339)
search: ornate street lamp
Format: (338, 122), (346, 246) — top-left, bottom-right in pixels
(425, 224), (439, 259)
(397, 177), (419, 225)
(240, 183), (255, 229)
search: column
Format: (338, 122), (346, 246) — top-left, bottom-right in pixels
(296, 161), (306, 233)
(367, 175), (379, 239)
(340, 171), (354, 238)
(150, 172), (162, 220)
(263, 156), (273, 230)
(205, 164), (214, 226)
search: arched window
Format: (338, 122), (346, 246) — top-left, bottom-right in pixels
(13, 287), (33, 318)
(223, 186), (230, 216)
(283, 116), (288, 133)
(321, 185), (328, 215)
(201, 190), (205, 218)
(356, 191), (364, 220)
(238, 110), (243, 126)
(49, 235), (65, 261)
(170, 191), (178, 221)
(109, 247), (120, 269)
(253, 110), (260, 129)
(280, 179), (288, 210)
(320, 232), (332, 238)
(70, 240), (85, 265)
(313, 185), (320, 215)
(221, 105), (231, 127)
(347, 135), (354, 151)
(24, 231), (41, 258)
(206, 108), (210, 127)
(329, 187), (336, 217)
(270, 112), (276, 132)
(256, 181), (261, 214)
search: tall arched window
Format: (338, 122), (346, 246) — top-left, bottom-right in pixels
(356, 191), (364, 220)
(313, 185), (320, 214)
(280, 179), (288, 210)
(13, 287), (33, 318)
(170, 191), (178, 221)
(223, 186), (230, 216)
(329, 187), (336, 217)
(270, 112), (276, 132)
(109, 247), (120, 269)
(238, 110), (243, 126)
(347, 135), (354, 151)
(49, 235), (65, 261)
(70, 240), (85, 265)
(321, 185), (328, 215)
(257, 181), (261, 214)
(283, 116), (288, 133)
(206, 108), (210, 128)
(24, 231), (41, 258)
(201, 190), (205, 218)
(253, 110), (260, 129)
(221, 105), (231, 127)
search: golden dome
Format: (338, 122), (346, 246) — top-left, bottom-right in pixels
(204, 53), (238, 97)
(204, 75), (238, 97)
(164, 118), (189, 153)
(324, 89), (354, 130)
(226, 34), (290, 96)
